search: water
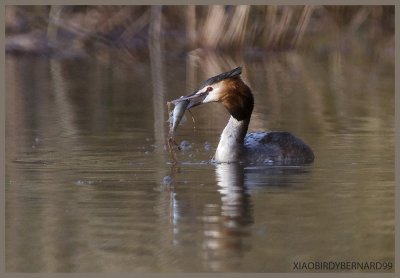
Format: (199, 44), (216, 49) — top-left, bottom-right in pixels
(5, 48), (394, 272)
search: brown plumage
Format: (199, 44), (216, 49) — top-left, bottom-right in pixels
(219, 77), (254, 121)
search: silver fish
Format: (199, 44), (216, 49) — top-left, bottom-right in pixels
(168, 97), (189, 137)
(167, 97), (190, 155)
(167, 94), (199, 158)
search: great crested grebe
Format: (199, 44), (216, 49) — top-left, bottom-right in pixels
(177, 67), (314, 165)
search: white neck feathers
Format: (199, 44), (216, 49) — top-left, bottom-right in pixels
(214, 116), (250, 163)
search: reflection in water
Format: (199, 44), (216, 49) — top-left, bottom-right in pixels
(50, 60), (77, 138)
(5, 46), (394, 272)
(202, 163), (253, 271)
(166, 162), (314, 272)
(216, 163), (253, 226)
(166, 163), (254, 271)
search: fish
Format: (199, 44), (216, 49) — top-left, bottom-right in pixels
(168, 97), (190, 138)
(166, 92), (200, 160)
(167, 97), (190, 155)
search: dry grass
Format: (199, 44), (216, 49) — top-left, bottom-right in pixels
(5, 5), (395, 56)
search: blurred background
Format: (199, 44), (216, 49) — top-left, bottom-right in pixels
(5, 5), (395, 273)
(5, 5), (394, 58)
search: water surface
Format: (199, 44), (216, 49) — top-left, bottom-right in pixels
(5, 49), (394, 272)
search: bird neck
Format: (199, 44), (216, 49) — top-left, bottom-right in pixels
(214, 115), (250, 163)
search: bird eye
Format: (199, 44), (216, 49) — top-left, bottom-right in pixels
(207, 87), (213, 92)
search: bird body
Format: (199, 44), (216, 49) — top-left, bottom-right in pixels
(172, 67), (314, 165)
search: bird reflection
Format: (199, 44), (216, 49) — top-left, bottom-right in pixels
(215, 163), (253, 228)
(200, 163), (253, 271)
(162, 160), (312, 271)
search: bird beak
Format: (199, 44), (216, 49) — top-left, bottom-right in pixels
(171, 90), (209, 109)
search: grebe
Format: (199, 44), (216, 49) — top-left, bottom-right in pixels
(178, 67), (314, 165)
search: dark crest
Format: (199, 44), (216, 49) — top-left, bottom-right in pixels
(198, 67), (242, 89)
(177, 67), (243, 106)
